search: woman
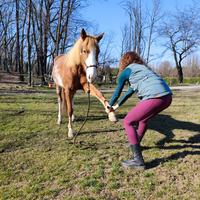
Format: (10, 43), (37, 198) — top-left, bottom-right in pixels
(107, 52), (172, 170)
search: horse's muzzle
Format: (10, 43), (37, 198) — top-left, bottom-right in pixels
(86, 65), (97, 83)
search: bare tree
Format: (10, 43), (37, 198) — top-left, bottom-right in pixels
(99, 33), (116, 66)
(15, 0), (24, 81)
(54, 0), (64, 57)
(121, 0), (144, 55)
(120, 24), (130, 56)
(146, 0), (162, 64)
(157, 61), (173, 77)
(0, 2), (15, 72)
(27, 0), (32, 86)
(159, 5), (200, 83)
(184, 55), (200, 77)
(0, 0), (92, 84)
(120, 0), (162, 62)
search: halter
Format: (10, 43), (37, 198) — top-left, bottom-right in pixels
(86, 65), (98, 69)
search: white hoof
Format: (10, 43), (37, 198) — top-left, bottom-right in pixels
(68, 128), (74, 139)
(57, 119), (61, 125)
(108, 111), (118, 122)
(71, 114), (75, 122)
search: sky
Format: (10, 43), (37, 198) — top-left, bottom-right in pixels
(83, 0), (195, 66)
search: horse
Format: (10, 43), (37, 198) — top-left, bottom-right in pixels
(52, 29), (117, 138)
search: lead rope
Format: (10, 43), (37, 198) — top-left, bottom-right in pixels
(73, 82), (91, 146)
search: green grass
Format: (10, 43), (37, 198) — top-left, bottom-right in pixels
(164, 77), (200, 86)
(0, 83), (200, 200)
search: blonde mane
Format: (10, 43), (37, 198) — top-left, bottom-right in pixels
(60, 38), (82, 68)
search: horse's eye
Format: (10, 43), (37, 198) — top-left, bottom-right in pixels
(82, 49), (87, 54)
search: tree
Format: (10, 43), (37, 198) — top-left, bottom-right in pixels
(27, 0), (32, 86)
(121, 0), (143, 56)
(120, 0), (162, 63)
(184, 55), (200, 77)
(159, 5), (200, 83)
(15, 0), (24, 81)
(0, 1), (15, 72)
(146, 0), (162, 64)
(157, 61), (172, 77)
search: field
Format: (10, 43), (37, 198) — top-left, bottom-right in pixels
(0, 83), (200, 200)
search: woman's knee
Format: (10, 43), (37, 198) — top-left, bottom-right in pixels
(123, 116), (135, 127)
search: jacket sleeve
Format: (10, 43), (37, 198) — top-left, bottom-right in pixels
(109, 68), (131, 106)
(117, 87), (134, 106)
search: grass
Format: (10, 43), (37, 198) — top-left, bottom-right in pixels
(0, 83), (200, 200)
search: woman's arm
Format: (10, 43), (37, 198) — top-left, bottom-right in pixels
(109, 68), (131, 106)
(117, 87), (134, 106)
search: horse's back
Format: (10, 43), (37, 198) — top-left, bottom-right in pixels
(53, 54), (65, 66)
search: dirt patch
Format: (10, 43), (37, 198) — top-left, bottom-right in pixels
(0, 71), (22, 83)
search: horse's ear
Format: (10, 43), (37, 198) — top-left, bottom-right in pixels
(81, 29), (87, 41)
(96, 33), (104, 42)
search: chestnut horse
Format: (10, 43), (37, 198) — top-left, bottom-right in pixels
(52, 29), (117, 138)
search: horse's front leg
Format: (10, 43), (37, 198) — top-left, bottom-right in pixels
(82, 82), (117, 122)
(64, 88), (75, 138)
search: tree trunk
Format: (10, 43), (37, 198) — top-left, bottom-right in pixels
(61, 0), (72, 53)
(54, 0), (64, 57)
(176, 65), (183, 83)
(172, 44), (183, 83)
(39, 0), (46, 84)
(27, 0), (32, 86)
(177, 58), (183, 83)
(15, 0), (24, 81)
(31, 9), (40, 77)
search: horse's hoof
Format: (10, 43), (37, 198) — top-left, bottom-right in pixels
(108, 112), (118, 122)
(57, 118), (62, 125)
(68, 129), (74, 139)
(71, 114), (75, 122)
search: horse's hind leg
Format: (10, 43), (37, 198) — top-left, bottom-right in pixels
(71, 98), (75, 122)
(56, 85), (62, 125)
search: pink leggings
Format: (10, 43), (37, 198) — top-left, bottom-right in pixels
(123, 95), (172, 144)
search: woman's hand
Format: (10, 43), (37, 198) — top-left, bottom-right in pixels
(105, 104), (119, 113)
(112, 104), (119, 111)
(105, 103), (118, 123)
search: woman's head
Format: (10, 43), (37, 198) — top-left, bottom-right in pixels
(117, 51), (145, 76)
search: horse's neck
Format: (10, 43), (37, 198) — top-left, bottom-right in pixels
(67, 39), (82, 66)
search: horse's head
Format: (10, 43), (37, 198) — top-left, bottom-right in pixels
(80, 29), (104, 83)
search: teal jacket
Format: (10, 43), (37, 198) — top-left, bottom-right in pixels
(109, 64), (172, 107)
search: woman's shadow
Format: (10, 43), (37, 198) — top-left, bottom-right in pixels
(145, 114), (200, 169)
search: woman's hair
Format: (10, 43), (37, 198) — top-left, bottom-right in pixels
(117, 51), (145, 76)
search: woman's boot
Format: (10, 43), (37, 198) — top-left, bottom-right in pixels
(122, 144), (145, 170)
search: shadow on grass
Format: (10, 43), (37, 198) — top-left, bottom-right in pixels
(148, 114), (200, 146)
(75, 113), (200, 146)
(75, 113), (200, 169)
(145, 150), (200, 169)
(143, 114), (200, 169)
